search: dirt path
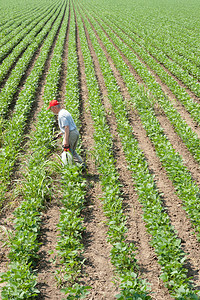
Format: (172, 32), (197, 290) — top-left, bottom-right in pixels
(81, 14), (172, 299)
(0, 212), (14, 297)
(83, 8), (200, 289)
(94, 18), (200, 289)
(36, 201), (64, 300)
(75, 12), (118, 299)
(89, 19), (200, 291)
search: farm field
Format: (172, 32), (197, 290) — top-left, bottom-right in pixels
(0, 0), (200, 299)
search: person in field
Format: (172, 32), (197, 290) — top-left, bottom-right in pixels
(48, 99), (84, 165)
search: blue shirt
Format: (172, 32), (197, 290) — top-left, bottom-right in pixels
(58, 109), (76, 133)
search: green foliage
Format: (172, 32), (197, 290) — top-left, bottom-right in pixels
(54, 9), (90, 296)
(0, 3), (61, 116)
(75, 4), (151, 297)
(0, 1), (68, 298)
(0, 262), (39, 299)
(76, 4), (200, 298)
(0, 0), (66, 200)
(61, 284), (91, 299)
(2, 0), (200, 298)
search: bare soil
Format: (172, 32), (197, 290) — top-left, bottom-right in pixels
(92, 15), (200, 291)
(1, 2), (200, 300)
(76, 18), (118, 298)
(82, 17), (172, 299)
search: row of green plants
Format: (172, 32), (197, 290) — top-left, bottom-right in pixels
(75, 4), (151, 299)
(127, 13), (200, 69)
(54, 6), (91, 298)
(133, 27), (200, 82)
(0, 13), (30, 47)
(0, 3), (57, 64)
(0, 1), (66, 205)
(96, 0), (200, 68)
(0, 4), (48, 49)
(119, 11), (200, 70)
(107, 15), (200, 98)
(0, 2), (69, 298)
(89, 13), (200, 167)
(76, 5), (200, 298)
(0, 5), (37, 34)
(0, 1), (59, 85)
(84, 3), (200, 243)
(84, 1), (200, 102)
(0, 3), (61, 118)
(0, 0), (58, 26)
(93, 10), (200, 129)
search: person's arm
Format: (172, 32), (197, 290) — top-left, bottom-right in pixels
(63, 125), (69, 147)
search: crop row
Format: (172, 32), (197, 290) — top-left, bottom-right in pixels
(0, 1), (66, 205)
(129, 14), (200, 68)
(75, 4), (152, 299)
(88, 12), (200, 168)
(0, 2), (69, 298)
(0, 3), (57, 64)
(0, 5), (39, 34)
(0, 11), (33, 47)
(85, 1), (199, 105)
(0, 3), (62, 118)
(93, 1), (200, 66)
(95, 12), (200, 129)
(76, 4), (200, 298)
(124, 13), (200, 70)
(0, 1), (60, 85)
(56, 8), (90, 296)
(107, 16), (200, 98)
(132, 27), (200, 82)
(0, 3), (51, 49)
(83, 3), (200, 245)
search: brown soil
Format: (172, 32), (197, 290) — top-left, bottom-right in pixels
(2, 2), (200, 300)
(76, 14), (118, 298)
(87, 13), (200, 291)
(82, 15), (172, 299)
(36, 201), (64, 300)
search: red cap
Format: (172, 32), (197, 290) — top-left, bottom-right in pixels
(47, 99), (59, 109)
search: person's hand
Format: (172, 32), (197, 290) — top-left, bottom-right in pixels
(56, 132), (63, 139)
(52, 136), (58, 141)
(62, 144), (70, 152)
